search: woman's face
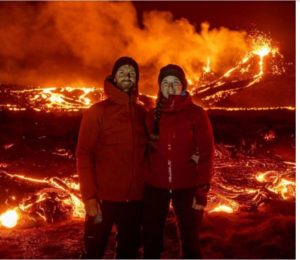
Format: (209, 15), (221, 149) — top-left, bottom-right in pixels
(160, 75), (183, 98)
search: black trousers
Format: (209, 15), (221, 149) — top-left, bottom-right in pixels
(83, 200), (143, 259)
(143, 184), (203, 259)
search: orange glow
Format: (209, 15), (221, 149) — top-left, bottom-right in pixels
(5, 172), (85, 221)
(209, 204), (234, 213)
(0, 209), (19, 228)
(208, 196), (240, 214)
(251, 34), (278, 81)
(1, 157), (295, 227)
(253, 46), (270, 58)
(187, 78), (194, 85)
(0, 32), (288, 112)
(4, 86), (104, 112)
(192, 32), (286, 105)
(255, 171), (295, 200)
(209, 106), (295, 111)
(203, 57), (211, 73)
(34, 86), (96, 110)
(3, 143), (14, 150)
(268, 178), (295, 200)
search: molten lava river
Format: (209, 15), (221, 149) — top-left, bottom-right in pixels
(0, 109), (295, 258)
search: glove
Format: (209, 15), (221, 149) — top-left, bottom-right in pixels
(192, 184), (210, 210)
(84, 198), (101, 217)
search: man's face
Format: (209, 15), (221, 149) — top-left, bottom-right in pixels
(160, 75), (183, 98)
(114, 64), (137, 93)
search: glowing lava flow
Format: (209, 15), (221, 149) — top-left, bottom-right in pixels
(30, 87), (95, 111)
(0, 150), (295, 226)
(0, 33), (290, 112)
(192, 33), (286, 105)
(209, 106), (295, 112)
(245, 35), (279, 87)
(204, 146), (295, 214)
(1, 171), (85, 228)
(208, 196), (240, 214)
(1, 86), (104, 112)
(225, 34), (279, 83)
(0, 209), (19, 228)
(255, 171), (295, 200)
(210, 205), (234, 213)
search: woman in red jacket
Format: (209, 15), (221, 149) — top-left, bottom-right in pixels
(143, 64), (214, 259)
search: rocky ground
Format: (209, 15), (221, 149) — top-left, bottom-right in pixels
(0, 109), (295, 258)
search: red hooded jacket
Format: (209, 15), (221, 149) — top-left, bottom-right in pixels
(146, 93), (214, 190)
(76, 78), (147, 202)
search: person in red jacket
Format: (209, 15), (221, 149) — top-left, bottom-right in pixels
(143, 64), (214, 259)
(76, 57), (147, 258)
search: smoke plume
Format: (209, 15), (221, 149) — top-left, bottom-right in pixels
(0, 2), (250, 94)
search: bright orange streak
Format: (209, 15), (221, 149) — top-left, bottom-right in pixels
(209, 204), (234, 213)
(5, 173), (48, 184)
(209, 106), (295, 111)
(203, 57), (211, 73)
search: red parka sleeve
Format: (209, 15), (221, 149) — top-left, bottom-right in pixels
(194, 109), (215, 186)
(76, 105), (101, 202)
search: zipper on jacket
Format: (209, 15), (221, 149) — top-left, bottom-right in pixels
(127, 99), (136, 200)
(167, 143), (172, 185)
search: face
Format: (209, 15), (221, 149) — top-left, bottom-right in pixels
(114, 64), (137, 93)
(160, 75), (183, 98)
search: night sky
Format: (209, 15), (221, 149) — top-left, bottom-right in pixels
(134, 1), (295, 62)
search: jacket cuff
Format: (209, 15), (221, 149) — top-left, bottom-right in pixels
(82, 194), (97, 203)
(197, 183), (210, 192)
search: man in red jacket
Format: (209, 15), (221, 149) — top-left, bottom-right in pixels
(76, 57), (147, 258)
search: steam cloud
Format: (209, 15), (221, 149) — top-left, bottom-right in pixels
(0, 2), (250, 94)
